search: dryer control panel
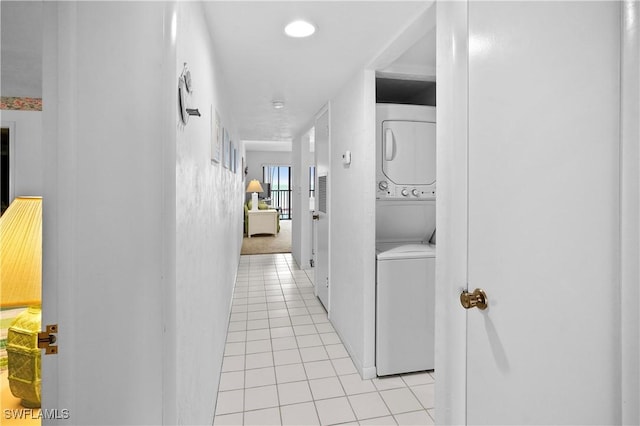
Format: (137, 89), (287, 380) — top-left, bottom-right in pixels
(377, 181), (436, 199)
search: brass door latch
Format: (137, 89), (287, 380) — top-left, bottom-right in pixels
(460, 288), (488, 310)
(38, 324), (59, 355)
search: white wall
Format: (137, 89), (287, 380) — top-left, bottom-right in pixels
(0, 110), (42, 198)
(292, 134), (302, 263)
(1, 1), (43, 98)
(175, 3), (244, 424)
(245, 149), (291, 195)
(41, 2), (243, 424)
(327, 70), (377, 378)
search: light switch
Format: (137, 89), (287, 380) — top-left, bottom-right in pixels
(342, 150), (351, 165)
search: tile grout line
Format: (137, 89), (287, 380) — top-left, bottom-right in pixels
(285, 254), (318, 425)
(272, 258), (283, 425)
(218, 254), (434, 425)
(282, 253), (318, 425)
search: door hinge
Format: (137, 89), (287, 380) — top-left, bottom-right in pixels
(38, 324), (59, 355)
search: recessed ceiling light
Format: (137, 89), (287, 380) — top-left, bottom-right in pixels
(272, 100), (285, 109)
(284, 20), (316, 38)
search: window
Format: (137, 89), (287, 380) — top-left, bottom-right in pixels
(309, 166), (316, 199)
(263, 165), (292, 220)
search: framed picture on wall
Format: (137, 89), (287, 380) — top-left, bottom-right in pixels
(230, 141), (236, 173)
(211, 107), (221, 164)
(223, 128), (230, 169)
(233, 147), (238, 173)
(235, 146), (239, 173)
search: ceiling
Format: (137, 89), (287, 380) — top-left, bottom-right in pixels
(378, 28), (437, 80)
(202, 1), (435, 149)
(0, 1), (436, 152)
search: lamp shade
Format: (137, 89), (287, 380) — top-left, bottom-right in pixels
(246, 179), (264, 193)
(1, 197), (42, 308)
(2, 197), (43, 408)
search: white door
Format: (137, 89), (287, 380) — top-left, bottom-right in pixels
(463, 2), (621, 424)
(41, 3), (168, 424)
(314, 108), (330, 310)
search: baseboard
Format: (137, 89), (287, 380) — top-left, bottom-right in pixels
(332, 322), (377, 380)
(362, 365), (377, 380)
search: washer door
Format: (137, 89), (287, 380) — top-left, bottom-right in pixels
(376, 256), (435, 375)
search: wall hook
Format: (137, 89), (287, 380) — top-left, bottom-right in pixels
(182, 62), (193, 93)
(178, 63), (199, 124)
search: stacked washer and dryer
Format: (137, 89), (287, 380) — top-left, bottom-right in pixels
(375, 103), (436, 376)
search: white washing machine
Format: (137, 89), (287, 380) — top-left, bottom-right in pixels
(376, 243), (435, 376)
(375, 200), (436, 376)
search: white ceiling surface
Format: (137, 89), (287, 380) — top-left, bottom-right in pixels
(244, 139), (292, 152)
(379, 29), (436, 79)
(0, 1), (435, 153)
(203, 1), (433, 150)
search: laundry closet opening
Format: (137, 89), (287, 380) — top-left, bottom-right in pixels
(374, 75), (437, 378)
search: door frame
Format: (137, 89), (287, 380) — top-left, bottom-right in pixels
(313, 104), (330, 311)
(0, 121), (16, 209)
(436, 1), (640, 423)
(434, 1), (468, 423)
(620, 1), (640, 423)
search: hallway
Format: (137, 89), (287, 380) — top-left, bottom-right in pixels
(214, 254), (435, 425)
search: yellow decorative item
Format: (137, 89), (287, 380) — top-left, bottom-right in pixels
(7, 307), (42, 408)
(0, 197), (43, 408)
(1, 197), (42, 307)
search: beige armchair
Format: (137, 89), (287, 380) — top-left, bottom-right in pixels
(244, 200), (280, 237)
(247, 209), (279, 237)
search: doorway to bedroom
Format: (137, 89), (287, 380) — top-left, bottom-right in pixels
(242, 147), (293, 255)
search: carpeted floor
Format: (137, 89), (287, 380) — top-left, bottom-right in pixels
(241, 219), (291, 254)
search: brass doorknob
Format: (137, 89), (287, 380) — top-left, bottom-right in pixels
(460, 288), (488, 310)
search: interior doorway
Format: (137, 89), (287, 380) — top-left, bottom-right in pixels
(1, 125), (14, 216)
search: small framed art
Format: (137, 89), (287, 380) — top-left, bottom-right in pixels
(211, 107), (221, 163)
(223, 128), (231, 169)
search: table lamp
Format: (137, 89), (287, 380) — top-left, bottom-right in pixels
(246, 180), (264, 211)
(1, 196), (43, 408)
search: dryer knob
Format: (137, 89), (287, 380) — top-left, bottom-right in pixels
(412, 189), (420, 197)
(401, 188), (409, 197)
(378, 181), (388, 190)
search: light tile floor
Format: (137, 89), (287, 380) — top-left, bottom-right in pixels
(214, 253), (435, 426)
